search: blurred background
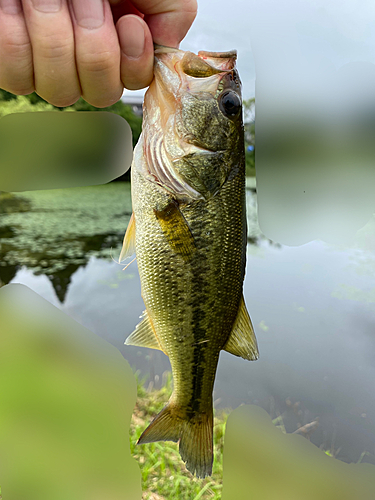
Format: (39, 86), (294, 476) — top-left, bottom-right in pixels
(1, 1), (375, 495)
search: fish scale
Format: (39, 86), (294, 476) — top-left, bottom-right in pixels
(122, 46), (259, 477)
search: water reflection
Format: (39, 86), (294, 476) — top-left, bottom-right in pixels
(0, 184), (133, 301)
(0, 182), (273, 299)
(1, 182), (375, 466)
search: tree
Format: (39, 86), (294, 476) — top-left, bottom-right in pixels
(243, 98), (256, 177)
(0, 91), (142, 148)
(0, 95), (58, 117)
(0, 89), (18, 102)
(243, 97), (255, 124)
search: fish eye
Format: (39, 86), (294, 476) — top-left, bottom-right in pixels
(219, 90), (241, 117)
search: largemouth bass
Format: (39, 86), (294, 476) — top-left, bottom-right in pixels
(121, 46), (259, 478)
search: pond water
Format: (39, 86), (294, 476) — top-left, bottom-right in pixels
(1, 181), (375, 466)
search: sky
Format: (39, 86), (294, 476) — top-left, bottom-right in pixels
(124, 0), (375, 102)
(123, 0), (375, 246)
(123, 0), (256, 101)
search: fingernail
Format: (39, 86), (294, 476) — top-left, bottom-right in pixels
(0, 0), (22, 15)
(71, 0), (104, 30)
(119, 15), (145, 59)
(31, 0), (61, 13)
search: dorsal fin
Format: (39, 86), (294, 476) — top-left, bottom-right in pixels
(119, 213), (136, 263)
(125, 310), (164, 352)
(223, 296), (259, 361)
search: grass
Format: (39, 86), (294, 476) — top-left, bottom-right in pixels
(130, 373), (374, 500)
(130, 371), (227, 500)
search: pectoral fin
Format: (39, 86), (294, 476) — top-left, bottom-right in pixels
(125, 310), (164, 352)
(154, 201), (196, 260)
(223, 296), (259, 361)
(119, 213), (136, 262)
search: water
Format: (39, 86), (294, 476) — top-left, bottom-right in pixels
(1, 181), (375, 465)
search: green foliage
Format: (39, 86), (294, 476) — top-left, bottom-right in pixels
(245, 149), (255, 177)
(70, 97), (142, 148)
(243, 97), (255, 124)
(0, 95), (62, 117)
(0, 89), (17, 102)
(0, 91), (142, 148)
(22, 92), (49, 106)
(243, 97), (256, 177)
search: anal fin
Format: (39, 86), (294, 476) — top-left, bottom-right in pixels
(223, 296), (259, 361)
(125, 310), (163, 352)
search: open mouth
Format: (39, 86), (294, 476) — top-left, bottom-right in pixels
(154, 46), (237, 75)
(198, 50), (237, 59)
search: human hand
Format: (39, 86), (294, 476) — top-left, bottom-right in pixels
(0, 0), (197, 107)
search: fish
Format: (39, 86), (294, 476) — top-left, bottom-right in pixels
(120, 46), (259, 478)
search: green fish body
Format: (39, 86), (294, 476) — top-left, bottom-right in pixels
(121, 47), (259, 477)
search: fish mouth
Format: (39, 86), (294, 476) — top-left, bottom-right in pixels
(154, 45), (237, 59)
(198, 50), (237, 59)
(154, 45), (237, 74)
(148, 46), (238, 111)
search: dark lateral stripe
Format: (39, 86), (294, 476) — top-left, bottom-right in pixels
(186, 218), (210, 417)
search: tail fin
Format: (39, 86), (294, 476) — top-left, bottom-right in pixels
(179, 410), (213, 478)
(137, 402), (214, 478)
(137, 402), (182, 444)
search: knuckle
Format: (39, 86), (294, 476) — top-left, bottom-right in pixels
(37, 34), (73, 62)
(1, 34), (31, 59)
(79, 50), (117, 74)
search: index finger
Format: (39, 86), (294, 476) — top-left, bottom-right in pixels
(112, 0), (197, 47)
